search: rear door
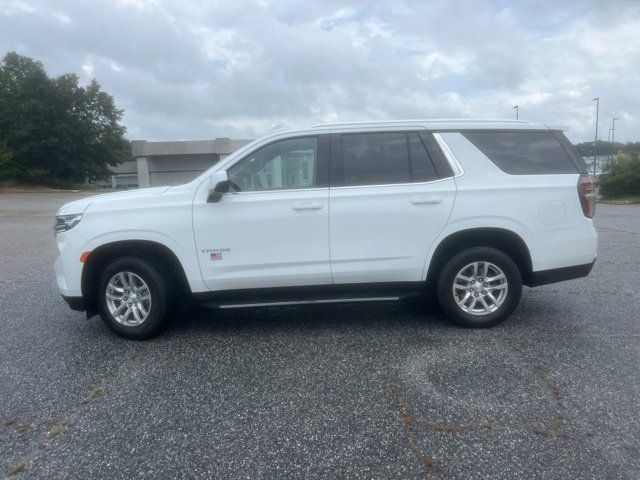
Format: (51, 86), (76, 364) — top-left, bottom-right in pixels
(329, 131), (456, 284)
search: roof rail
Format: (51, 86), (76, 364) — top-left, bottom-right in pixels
(310, 118), (532, 128)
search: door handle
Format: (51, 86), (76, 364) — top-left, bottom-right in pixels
(292, 202), (323, 211)
(410, 196), (442, 205)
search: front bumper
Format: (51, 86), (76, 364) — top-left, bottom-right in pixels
(61, 294), (85, 311)
(54, 231), (85, 297)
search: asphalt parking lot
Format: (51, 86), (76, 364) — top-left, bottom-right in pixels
(0, 192), (638, 479)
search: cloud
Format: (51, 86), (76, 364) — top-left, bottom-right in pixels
(0, 0), (638, 142)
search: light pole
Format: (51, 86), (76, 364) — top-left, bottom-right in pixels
(611, 117), (620, 161)
(512, 105), (519, 119)
(592, 98), (599, 177)
(608, 128), (613, 166)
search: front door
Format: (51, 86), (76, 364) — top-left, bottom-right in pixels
(193, 135), (332, 291)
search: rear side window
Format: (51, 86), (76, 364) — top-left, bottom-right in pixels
(419, 132), (454, 178)
(462, 131), (579, 174)
(340, 132), (439, 186)
(408, 133), (439, 182)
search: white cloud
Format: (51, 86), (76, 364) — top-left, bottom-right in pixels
(1, 0), (72, 24)
(115, 0), (159, 10)
(109, 60), (122, 72)
(416, 52), (473, 80)
(81, 62), (94, 77)
(0, 0), (639, 143)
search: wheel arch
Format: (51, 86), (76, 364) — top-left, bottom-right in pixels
(81, 240), (190, 317)
(425, 227), (534, 287)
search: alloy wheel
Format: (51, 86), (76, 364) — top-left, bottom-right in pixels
(105, 271), (152, 326)
(452, 261), (508, 316)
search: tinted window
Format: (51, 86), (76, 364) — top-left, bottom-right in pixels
(342, 133), (410, 186)
(341, 132), (445, 186)
(462, 131), (579, 174)
(554, 132), (588, 174)
(408, 133), (438, 182)
(228, 137), (317, 191)
(419, 132), (454, 178)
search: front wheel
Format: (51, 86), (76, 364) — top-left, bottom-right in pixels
(98, 257), (175, 340)
(437, 247), (522, 328)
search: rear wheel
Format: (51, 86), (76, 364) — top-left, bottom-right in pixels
(437, 247), (522, 328)
(98, 257), (174, 340)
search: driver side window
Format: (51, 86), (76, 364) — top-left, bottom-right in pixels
(227, 136), (318, 192)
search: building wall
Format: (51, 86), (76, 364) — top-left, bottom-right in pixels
(146, 153), (220, 186)
(109, 160), (138, 175)
(106, 137), (254, 189)
(89, 159), (139, 189)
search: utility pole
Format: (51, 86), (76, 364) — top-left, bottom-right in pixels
(592, 98), (599, 177)
(608, 128), (613, 167)
(512, 105), (519, 119)
(611, 117), (620, 161)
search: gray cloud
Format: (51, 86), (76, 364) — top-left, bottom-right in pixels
(1, 0), (638, 142)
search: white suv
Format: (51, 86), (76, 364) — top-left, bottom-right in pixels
(54, 120), (597, 339)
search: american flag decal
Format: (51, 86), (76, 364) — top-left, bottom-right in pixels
(211, 252), (223, 261)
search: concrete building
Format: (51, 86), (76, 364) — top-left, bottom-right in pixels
(105, 158), (139, 189)
(101, 137), (253, 189)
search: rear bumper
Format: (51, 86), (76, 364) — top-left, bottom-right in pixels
(61, 294), (84, 312)
(526, 260), (595, 287)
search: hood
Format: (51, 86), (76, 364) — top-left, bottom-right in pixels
(57, 186), (170, 215)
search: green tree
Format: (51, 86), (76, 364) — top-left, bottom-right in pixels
(0, 139), (19, 180)
(0, 52), (129, 184)
(598, 152), (640, 199)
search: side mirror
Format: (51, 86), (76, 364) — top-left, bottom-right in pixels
(207, 180), (230, 203)
(206, 170), (229, 203)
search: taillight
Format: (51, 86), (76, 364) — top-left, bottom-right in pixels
(578, 174), (596, 218)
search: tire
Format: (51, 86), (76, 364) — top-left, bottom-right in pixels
(436, 247), (522, 328)
(98, 257), (175, 340)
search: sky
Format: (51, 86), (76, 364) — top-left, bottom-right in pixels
(0, 0), (638, 143)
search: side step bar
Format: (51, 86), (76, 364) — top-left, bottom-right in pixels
(219, 296), (400, 309)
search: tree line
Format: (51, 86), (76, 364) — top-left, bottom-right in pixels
(575, 140), (640, 158)
(598, 153), (640, 199)
(0, 52), (128, 185)
(575, 142), (640, 199)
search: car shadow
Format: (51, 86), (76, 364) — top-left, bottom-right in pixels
(165, 298), (453, 336)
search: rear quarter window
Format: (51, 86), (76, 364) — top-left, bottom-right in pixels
(462, 131), (581, 174)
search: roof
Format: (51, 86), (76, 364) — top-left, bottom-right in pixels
(309, 119), (552, 132)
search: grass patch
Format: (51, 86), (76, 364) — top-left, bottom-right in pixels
(80, 384), (105, 405)
(599, 195), (640, 204)
(46, 420), (71, 438)
(14, 424), (29, 434)
(6, 461), (26, 476)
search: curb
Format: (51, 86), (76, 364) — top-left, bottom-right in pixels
(598, 200), (640, 205)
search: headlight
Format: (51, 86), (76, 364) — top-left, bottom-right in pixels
(54, 213), (83, 234)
